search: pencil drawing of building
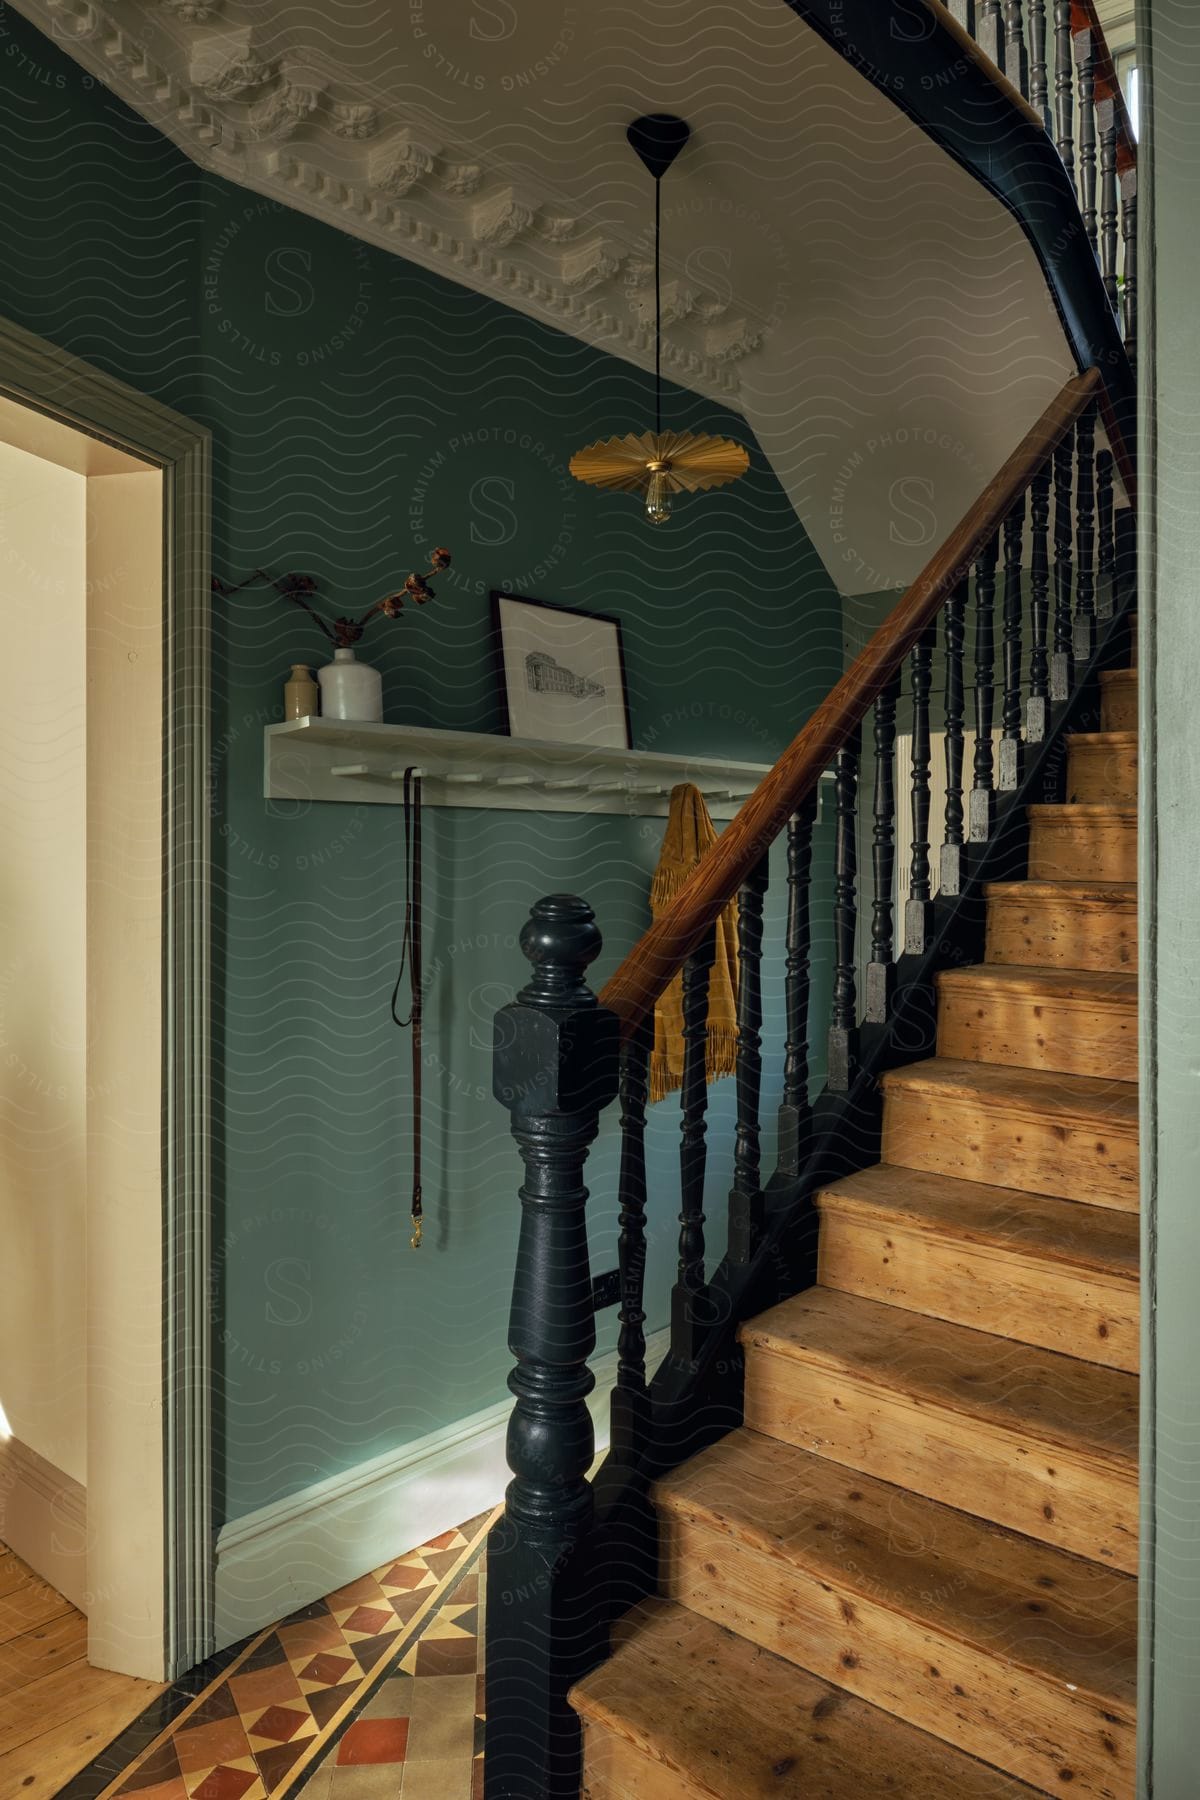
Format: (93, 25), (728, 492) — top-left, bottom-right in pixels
(524, 651), (605, 699)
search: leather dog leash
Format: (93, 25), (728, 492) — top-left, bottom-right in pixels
(390, 767), (423, 1249)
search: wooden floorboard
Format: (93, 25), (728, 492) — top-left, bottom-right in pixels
(0, 1547), (161, 1796)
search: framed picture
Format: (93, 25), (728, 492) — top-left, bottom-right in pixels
(492, 591), (632, 749)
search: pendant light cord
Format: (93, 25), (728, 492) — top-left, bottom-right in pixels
(654, 174), (662, 438)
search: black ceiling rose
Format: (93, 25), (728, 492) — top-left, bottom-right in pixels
(626, 112), (691, 181)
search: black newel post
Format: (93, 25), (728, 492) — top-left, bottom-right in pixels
(485, 895), (620, 1800)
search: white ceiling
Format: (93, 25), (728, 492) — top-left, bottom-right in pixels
(21, 0), (1079, 593)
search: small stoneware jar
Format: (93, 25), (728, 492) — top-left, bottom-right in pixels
(283, 664), (319, 720)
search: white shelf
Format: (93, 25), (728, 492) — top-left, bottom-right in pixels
(263, 718), (796, 819)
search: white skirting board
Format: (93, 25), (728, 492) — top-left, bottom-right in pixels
(0, 1437), (89, 1613)
(213, 1328), (671, 1650)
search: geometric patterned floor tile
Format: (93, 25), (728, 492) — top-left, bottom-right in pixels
(81, 1509), (497, 1800)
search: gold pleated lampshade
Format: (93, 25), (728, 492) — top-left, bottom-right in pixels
(569, 429), (750, 524)
(569, 429), (750, 493)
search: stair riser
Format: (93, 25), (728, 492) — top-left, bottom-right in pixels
(882, 1086), (1139, 1209)
(582, 1778), (628, 1800)
(743, 1350), (1139, 1573)
(582, 1724), (690, 1800)
(661, 1515), (1136, 1800)
(1028, 817), (1136, 882)
(817, 1210), (1139, 1371)
(1102, 682), (1137, 731)
(985, 896), (1137, 972)
(937, 986), (1137, 1081)
(1068, 743), (1138, 805)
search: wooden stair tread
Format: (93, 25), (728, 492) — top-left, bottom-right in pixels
(935, 963), (1137, 1002)
(656, 1429), (1138, 1713)
(739, 1289), (1139, 1469)
(1067, 731), (1138, 747)
(984, 879), (1136, 903)
(816, 1164), (1139, 1278)
(1026, 804), (1137, 821)
(1098, 669), (1136, 685)
(879, 1056), (1139, 1119)
(571, 1598), (1041, 1798)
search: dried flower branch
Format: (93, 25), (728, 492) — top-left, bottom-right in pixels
(212, 548), (453, 648)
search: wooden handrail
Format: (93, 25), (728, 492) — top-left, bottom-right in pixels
(1072, 0), (1138, 174)
(600, 367), (1104, 1038)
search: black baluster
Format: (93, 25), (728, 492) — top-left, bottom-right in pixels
(1027, 464), (1052, 741)
(1051, 430), (1075, 702)
(1098, 97), (1120, 312)
(827, 743), (859, 1092)
(1116, 504), (1137, 612)
(1075, 27), (1099, 257)
(940, 579), (968, 896)
(1073, 405), (1097, 663)
(728, 858), (768, 1267)
(1096, 450), (1116, 623)
(969, 533), (999, 842)
(610, 1016), (651, 1466)
(777, 799), (815, 1178)
(999, 496), (1026, 790)
(1004, 0), (1030, 98)
(906, 627), (935, 953)
(1121, 165), (1138, 370)
(1029, 0), (1050, 130)
(1054, 1), (1075, 183)
(486, 896), (620, 1800)
(978, 0), (1005, 70)
(865, 678), (899, 1024)
(672, 926), (714, 1366)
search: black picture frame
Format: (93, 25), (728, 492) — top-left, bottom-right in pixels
(490, 590), (632, 749)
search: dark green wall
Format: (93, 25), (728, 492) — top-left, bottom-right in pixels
(0, 9), (843, 1523)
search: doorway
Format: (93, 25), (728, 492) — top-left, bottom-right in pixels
(0, 318), (212, 1685)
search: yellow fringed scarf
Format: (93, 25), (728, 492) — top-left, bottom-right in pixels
(649, 783), (739, 1104)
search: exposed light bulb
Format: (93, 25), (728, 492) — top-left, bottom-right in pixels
(645, 462), (673, 527)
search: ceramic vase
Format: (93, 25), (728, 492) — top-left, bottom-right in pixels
(317, 647), (383, 722)
(283, 664), (319, 720)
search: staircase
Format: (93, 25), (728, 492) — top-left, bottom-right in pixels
(569, 644), (1139, 1798)
(483, 5), (1142, 1796)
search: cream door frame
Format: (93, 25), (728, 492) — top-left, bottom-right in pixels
(0, 315), (213, 1678)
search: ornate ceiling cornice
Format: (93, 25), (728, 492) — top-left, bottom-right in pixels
(26, 0), (780, 410)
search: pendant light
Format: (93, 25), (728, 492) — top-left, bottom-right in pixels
(569, 113), (750, 526)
